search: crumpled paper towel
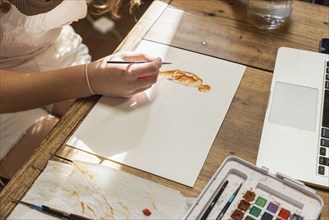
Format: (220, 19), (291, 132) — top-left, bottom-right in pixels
(8, 160), (190, 219)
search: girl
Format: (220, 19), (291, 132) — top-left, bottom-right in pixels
(0, 0), (162, 180)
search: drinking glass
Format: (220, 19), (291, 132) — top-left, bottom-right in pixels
(247, 0), (294, 30)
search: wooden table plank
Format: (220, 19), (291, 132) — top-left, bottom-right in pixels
(144, 0), (329, 71)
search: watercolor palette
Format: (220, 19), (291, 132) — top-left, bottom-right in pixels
(184, 156), (323, 220)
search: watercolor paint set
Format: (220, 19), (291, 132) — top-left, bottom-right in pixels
(184, 156), (323, 220)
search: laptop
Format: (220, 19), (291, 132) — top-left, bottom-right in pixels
(257, 47), (329, 189)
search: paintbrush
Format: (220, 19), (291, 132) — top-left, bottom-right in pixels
(216, 183), (242, 220)
(12, 199), (92, 220)
(200, 180), (229, 220)
(107, 61), (172, 64)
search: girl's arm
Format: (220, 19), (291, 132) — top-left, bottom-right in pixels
(0, 51), (162, 113)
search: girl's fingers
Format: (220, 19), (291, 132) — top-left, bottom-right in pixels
(128, 58), (162, 79)
(121, 51), (155, 62)
(125, 74), (157, 97)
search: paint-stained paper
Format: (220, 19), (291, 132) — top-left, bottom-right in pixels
(8, 160), (188, 219)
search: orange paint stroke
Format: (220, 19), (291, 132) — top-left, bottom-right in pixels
(160, 69), (211, 92)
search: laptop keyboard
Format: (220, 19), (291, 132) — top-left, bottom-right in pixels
(319, 60), (329, 175)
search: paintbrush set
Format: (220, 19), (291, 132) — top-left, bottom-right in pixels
(184, 156), (323, 220)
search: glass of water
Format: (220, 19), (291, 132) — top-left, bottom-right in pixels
(247, 0), (294, 30)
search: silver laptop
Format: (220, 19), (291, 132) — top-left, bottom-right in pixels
(257, 47), (329, 189)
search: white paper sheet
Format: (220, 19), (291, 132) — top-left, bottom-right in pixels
(8, 160), (188, 219)
(67, 40), (246, 187)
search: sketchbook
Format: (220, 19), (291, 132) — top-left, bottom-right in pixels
(67, 40), (246, 187)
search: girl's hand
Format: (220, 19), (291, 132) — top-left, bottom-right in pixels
(88, 51), (162, 98)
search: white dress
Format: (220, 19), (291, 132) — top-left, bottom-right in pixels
(0, 0), (91, 160)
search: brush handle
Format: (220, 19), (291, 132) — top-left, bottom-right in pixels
(70, 213), (93, 220)
(42, 205), (69, 218)
(42, 206), (92, 220)
(200, 180), (229, 220)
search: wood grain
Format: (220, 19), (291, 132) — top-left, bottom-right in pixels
(144, 0), (329, 71)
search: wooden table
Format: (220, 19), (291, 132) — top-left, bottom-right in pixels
(1, 0), (328, 219)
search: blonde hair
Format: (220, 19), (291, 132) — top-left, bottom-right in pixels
(88, 0), (142, 19)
